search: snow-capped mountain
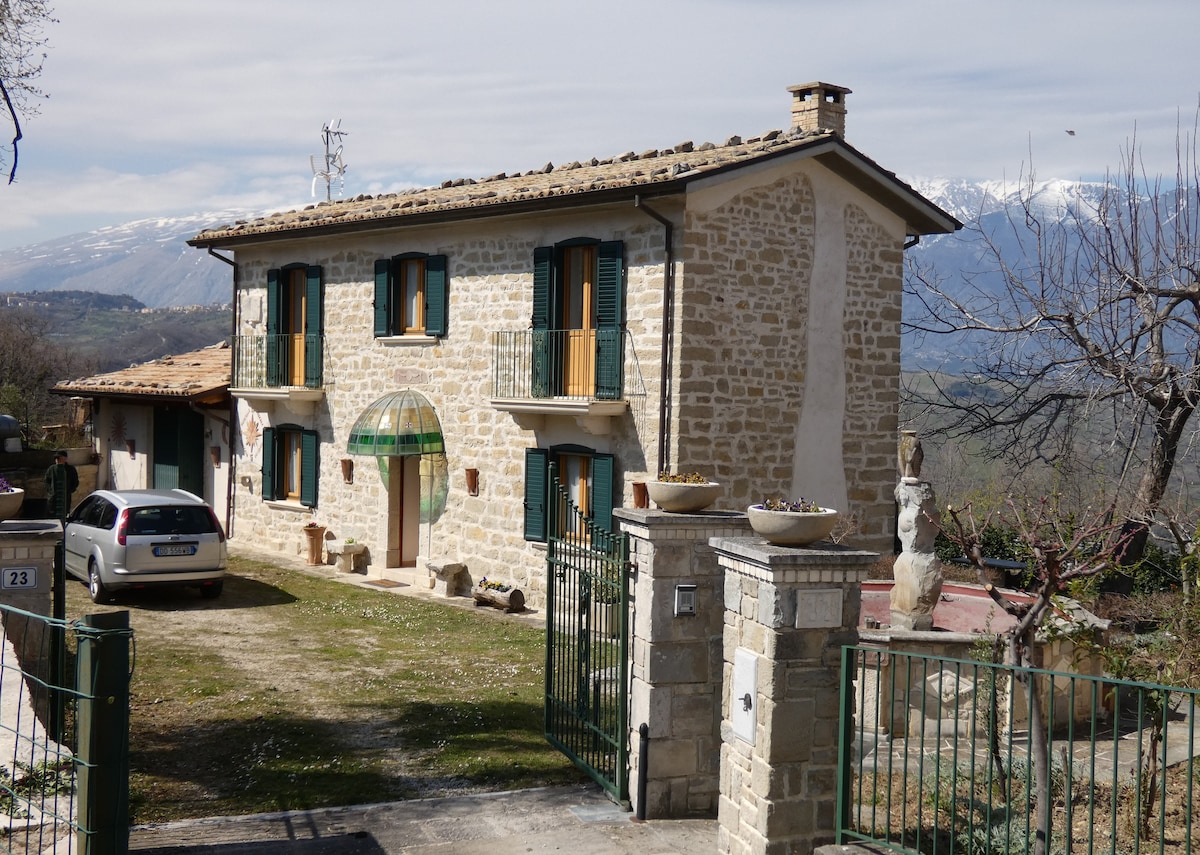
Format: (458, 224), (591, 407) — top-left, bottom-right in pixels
(0, 178), (1120, 319)
(0, 212), (249, 308)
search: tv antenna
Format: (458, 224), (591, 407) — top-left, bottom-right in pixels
(311, 119), (348, 201)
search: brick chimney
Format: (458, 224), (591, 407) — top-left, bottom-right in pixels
(788, 82), (851, 137)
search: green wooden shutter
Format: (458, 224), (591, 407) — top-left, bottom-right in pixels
(424, 255), (448, 337)
(300, 429), (319, 508)
(374, 259), (391, 337)
(595, 241), (624, 400)
(531, 247), (553, 398)
(590, 453), (615, 533)
(266, 269), (282, 386)
(523, 447), (549, 542)
(304, 266), (323, 388)
(261, 427), (276, 500)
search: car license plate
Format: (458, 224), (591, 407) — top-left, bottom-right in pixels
(154, 544), (197, 557)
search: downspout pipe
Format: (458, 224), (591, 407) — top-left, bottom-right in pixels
(207, 247), (239, 539)
(634, 197), (674, 475)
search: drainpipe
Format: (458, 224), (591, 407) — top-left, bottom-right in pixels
(903, 234), (920, 250)
(207, 247), (239, 539)
(634, 197), (674, 475)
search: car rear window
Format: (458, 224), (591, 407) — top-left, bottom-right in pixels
(126, 505), (216, 536)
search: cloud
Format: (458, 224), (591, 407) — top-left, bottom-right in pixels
(4, 0), (1200, 248)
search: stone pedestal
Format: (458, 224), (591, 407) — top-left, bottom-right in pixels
(710, 537), (875, 855)
(428, 561), (468, 597)
(327, 541), (366, 574)
(890, 481), (943, 631)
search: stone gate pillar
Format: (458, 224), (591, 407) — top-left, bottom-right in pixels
(711, 537), (876, 855)
(614, 507), (752, 819)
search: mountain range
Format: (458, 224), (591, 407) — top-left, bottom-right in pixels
(0, 179), (1111, 338)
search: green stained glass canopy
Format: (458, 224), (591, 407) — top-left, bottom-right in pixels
(346, 390), (445, 457)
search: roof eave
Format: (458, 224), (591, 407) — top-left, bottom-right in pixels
(49, 386), (229, 405)
(186, 182), (691, 250)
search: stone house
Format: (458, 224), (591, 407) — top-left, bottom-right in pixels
(50, 342), (233, 528)
(187, 81), (959, 601)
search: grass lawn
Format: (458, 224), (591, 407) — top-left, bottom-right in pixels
(66, 555), (587, 824)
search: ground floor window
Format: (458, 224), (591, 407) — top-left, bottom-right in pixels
(262, 424), (320, 507)
(523, 445), (614, 543)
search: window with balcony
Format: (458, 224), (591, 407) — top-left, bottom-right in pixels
(262, 424), (320, 507)
(266, 264), (323, 387)
(374, 253), (448, 338)
(532, 239), (623, 399)
(523, 445), (615, 543)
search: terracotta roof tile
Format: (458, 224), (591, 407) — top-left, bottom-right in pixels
(189, 128), (849, 244)
(52, 342), (231, 401)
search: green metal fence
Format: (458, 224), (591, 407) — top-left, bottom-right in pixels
(838, 645), (1198, 855)
(0, 604), (131, 855)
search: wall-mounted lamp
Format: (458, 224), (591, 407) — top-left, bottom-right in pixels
(465, 467), (479, 497)
(340, 458), (354, 484)
(126, 438), (136, 459)
(210, 446), (222, 469)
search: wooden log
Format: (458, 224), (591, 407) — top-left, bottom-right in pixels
(472, 584), (525, 612)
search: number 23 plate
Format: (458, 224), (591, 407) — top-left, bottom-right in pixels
(2, 567), (36, 589)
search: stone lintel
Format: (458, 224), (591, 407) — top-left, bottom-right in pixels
(711, 537), (877, 585)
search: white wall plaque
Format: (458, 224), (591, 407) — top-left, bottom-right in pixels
(795, 588), (843, 629)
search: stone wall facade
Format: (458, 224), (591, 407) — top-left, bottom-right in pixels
(223, 154), (910, 601)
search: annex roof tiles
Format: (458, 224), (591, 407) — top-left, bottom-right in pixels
(52, 342), (231, 403)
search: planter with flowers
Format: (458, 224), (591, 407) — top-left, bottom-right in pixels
(645, 472), (721, 513)
(472, 577), (526, 612)
(747, 497), (839, 546)
(302, 522), (327, 565)
(0, 476), (24, 522)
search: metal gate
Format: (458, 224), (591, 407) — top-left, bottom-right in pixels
(543, 463), (630, 802)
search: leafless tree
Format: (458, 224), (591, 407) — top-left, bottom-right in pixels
(944, 498), (1124, 855)
(0, 305), (86, 439)
(0, 0), (55, 183)
(906, 127), (1200, 564)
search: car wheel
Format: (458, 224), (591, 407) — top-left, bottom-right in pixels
(199, 580), (223, 599)
(88, 562), (111, 604)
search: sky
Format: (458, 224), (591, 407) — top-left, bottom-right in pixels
(2, 0), (1200, 251)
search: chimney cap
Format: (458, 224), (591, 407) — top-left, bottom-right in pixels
(787, 81), (853, 97)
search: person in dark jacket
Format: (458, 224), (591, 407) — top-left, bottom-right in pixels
(45, 449), (80, 519)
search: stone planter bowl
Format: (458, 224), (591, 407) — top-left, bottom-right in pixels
(747, 504), (838, 546)
(645, 480), (721, 513)
(0, 488), (25, 522)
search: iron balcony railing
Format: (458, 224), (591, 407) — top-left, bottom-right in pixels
(231, 333), (324, 390)
(838, 645), (1197, 855)
(490, 328), (646, 405)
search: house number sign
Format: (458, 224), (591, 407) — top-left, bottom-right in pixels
(2, 567), (36, 589)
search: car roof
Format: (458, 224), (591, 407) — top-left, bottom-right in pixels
(85, 489), (209, 509)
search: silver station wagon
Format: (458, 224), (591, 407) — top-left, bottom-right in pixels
(64, 489), (227, 603)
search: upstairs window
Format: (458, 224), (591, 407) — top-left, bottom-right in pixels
(262, 424), (320, 508)
(374, 253), (449, 338)
(266, 264), (323, 387)
(531, 239), (624, 399)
